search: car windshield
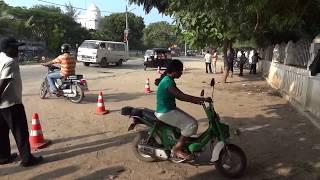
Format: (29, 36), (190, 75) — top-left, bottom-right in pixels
(145, 50), (154, 56)
(79, 42), (99, 49)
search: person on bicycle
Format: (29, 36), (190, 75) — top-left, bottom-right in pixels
(155, 59), (211, 160)
(41, 43), (76, 96)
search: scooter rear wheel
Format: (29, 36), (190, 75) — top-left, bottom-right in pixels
(132, 131), (157, 162)
(215, 144), (247, 178)
(69, 84), (84, 103)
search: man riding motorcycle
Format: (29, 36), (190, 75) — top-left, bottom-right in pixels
(155, 59), (212, 160)
(41, 43), (76, 96)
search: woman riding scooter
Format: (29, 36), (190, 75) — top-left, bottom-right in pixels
(155, 60), (212, 160)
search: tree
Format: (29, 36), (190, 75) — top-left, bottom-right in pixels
(129, 0), (320, 50)
(65, 2), (79, 19)
(97, 12), (145, 50)
(143, 21), (176, 48)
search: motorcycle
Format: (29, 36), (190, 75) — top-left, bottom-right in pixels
(40, 64), (88, 103)
(121, 78), (247, 178)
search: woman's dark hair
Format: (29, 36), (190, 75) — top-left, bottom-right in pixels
(166, 59), (183, 73)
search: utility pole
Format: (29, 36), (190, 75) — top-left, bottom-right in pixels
(125, 3), (129, 52)
(185, 41), (187, 56)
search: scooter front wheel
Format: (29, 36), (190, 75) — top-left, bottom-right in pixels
(40, 81), (48, 99)
(215, 144), (247, 178)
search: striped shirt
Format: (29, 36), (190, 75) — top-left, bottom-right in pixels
(52, 53), (76, 77)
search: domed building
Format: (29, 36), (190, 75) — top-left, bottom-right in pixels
(76, 3), (101, 30)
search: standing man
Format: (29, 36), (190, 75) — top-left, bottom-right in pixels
(211, 49), (218, 74)
(0, 37), (43, 167)
(223, 48), (235, 83)
(239, 50), (247, 76)
(250, 52), (262, 74)
(204, 50), (212, 73)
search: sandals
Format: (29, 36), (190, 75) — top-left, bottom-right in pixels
(171, 150), (192, 162)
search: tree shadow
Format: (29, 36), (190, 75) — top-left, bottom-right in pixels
(0, 132), (137, 176)
(30, 166), (79, 180)
(76, 166), (126, 180)
(185, 101), (320, 179)
(82, 92), (153, 104)
(52, 132), (109, 144)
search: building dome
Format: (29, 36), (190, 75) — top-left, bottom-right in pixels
(86, 3), (101, 20)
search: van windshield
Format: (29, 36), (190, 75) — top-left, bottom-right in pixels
(79, 42), (99, 49)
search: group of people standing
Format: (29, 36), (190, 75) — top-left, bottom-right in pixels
(204, 48), (262, 83)
(204, 49), (218, 74)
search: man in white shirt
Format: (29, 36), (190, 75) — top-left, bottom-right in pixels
(204, 51), (212, 73)
(0, 37), (43, 167)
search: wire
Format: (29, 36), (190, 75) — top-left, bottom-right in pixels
(37, 0), (121, 14)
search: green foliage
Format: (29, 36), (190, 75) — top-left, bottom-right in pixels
(97, 12), (145, 50)
(130, 0), (320, 49)
(0, 2), (90, 55)
(143, 21), (176, 48)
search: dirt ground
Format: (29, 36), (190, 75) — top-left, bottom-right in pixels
(1, 59), (320, 180)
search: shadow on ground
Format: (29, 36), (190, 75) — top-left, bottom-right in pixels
(0, 132), (136, 177)
(189, 102), (320, 180)
(82, 92), (152, 104)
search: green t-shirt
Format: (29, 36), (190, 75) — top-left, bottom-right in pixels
(156, 75), (177, 113)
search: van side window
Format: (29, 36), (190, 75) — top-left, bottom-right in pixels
(115, 44), (125, 51)
(107, 44), (115, 51)
(100, 43), (106, 49)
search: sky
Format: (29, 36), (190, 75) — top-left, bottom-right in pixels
(4, 0), (174, 25)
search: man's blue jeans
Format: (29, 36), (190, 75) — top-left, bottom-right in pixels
(47, 71), (62, 93)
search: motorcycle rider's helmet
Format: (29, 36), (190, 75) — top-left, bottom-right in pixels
(61, 43), (71, 53)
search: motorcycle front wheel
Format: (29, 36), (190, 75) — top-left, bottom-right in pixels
(40, 81), (48, 99)
(69, 84), (84, 103)
(215, 144), (247, 178)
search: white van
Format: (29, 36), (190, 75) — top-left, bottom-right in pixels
(77, 40), (128, 67)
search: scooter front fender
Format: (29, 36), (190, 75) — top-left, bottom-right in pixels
(210, 141), (225, 162)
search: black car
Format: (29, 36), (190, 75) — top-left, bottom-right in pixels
(143, 48), (172, 70)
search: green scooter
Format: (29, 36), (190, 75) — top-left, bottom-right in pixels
(121, 78), (247, 178)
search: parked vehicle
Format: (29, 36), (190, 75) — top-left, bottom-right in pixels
(144, 48), (172, 70)
(77, 40), (128, 67)
(40, 64), (88, 103)
(121, 78), (247, 178)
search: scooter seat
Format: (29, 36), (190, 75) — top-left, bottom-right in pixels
(142, 108), (158, 121)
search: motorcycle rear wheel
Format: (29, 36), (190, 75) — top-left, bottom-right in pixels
(40, 81), (48, 99)
(69, 84), (84, 103)
(132, 131), (157, 162)
(215, 144), (247, 178)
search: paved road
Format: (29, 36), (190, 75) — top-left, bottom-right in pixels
(20, 56), (202, 95)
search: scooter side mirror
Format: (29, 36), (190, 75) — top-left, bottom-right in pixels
(200, 89), (204, 97)
(210, 78), (215, 87)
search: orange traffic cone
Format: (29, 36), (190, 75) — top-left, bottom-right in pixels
(145, 78), (151, 93)
(157, 66), (161, 74)
(95, 92), (109, 115)
(29, 113), (51, 150)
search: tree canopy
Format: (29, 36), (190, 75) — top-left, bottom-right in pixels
(143, 21), (176, 48)
(0, 1), (90, 55)
(96, 12), (145, 50)
(129, 0), (320, 50)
